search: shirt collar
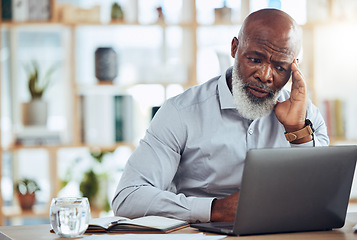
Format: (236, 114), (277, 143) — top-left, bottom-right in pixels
(218, 67), (236, 109)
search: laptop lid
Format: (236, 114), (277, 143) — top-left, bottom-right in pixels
(191, 145), (357, 236)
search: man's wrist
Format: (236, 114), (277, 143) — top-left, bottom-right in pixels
(284, 119), (314, 143)
(210, 199), (220, 222)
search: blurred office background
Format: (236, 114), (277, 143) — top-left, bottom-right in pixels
(1, 0), (357, 225)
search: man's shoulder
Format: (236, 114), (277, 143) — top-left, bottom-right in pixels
(168, 75), (221, 110)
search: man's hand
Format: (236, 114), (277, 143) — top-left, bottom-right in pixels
(274, 59), (308, 134)
(210, 192), (239, 222)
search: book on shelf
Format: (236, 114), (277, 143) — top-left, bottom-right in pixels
(12, 0), (29, 22)
(322, 99), (334, 137)
(334, 99), (344, 138)
(81, 94), (115, 145)
(1, 0), (12, 20)
(86, 215), (188, 234)
(345, 99), (357, 140)
(320, 98), (346, 139)
(28, 0), (52, 21)
(114, 95), (134, 142)
(14, 127), (62, 146)
(80, 94), (134, 145)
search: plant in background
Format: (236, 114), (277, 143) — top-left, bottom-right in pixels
(61, 149), (113, 212)
(15, 178), (41, 195)
(79, 169), (99, 205)
(79, 150), (111, 212)
(21, 60), (56, 126)
(15, 178), (41, 211)
(24, 60), (56, 99)
(111, 2), (124, 21)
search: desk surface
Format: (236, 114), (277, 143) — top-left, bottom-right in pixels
(1, 213), (357, 240)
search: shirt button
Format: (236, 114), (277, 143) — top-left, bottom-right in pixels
(248, 129), (253, 135)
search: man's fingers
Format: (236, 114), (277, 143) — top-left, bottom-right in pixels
(290, 59), (306, 91)
(289, 59), (307, 103)
(291, 60), (303, 81)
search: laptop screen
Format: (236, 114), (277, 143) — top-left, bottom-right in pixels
(234, 146), (357, 235)
(191, 146), (357, 236)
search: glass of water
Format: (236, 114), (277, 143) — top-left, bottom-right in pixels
(50, 197), (90, 238)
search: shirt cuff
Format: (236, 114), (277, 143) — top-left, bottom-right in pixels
(290, 140), (314, 147)
(189, 197), (215, 223)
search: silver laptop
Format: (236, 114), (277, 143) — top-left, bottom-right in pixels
(191, 145), (357, 236)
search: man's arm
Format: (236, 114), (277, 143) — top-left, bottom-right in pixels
(112, 100), (215, 223)
(112, 162), (214, 223)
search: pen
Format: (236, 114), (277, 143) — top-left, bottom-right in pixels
(111, 219), (126, 224)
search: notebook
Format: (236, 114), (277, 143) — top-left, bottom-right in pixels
(191, 145), (357, 236)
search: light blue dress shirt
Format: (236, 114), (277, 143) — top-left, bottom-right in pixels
(112, 67), (329, 223)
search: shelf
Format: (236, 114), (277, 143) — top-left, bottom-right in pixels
(0, 20), (247, 29)
(76, 81), (184, 93)
(329, 138), (357, 146)
(2, 204), (103, 219)
(0, 21), (189, 27)
(0, 21), (65, 28)
(6, 142), (136, 152)
(2, 205), (49, 219)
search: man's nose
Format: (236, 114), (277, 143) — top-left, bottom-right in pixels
(254, 64), (273, 84)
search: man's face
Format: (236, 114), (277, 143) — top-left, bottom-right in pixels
(231, 21), (298, 120)
(231, 37), (295, 120)
(236, 34), (295, 94)
(232, 53), (280, 120)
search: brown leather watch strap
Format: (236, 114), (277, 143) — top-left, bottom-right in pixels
(285, 122), (314, 142)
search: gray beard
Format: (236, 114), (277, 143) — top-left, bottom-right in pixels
(231, 60), (281, 120)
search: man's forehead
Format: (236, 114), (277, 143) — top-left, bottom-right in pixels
(244, 39), (296, 62)
(241, 16), (300, 57)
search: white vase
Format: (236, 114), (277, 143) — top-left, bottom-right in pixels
(22, 99), (48, 126)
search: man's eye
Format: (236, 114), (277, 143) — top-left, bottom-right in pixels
(249, 58), (261, 63)
(276, 66), (286, 72)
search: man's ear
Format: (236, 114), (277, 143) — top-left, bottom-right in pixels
(231, 37), (239, 58)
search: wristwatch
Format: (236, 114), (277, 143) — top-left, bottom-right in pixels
(284, 119), (315, 142)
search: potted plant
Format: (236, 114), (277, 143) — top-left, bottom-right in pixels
(15, 178), (41, 211)
(61, 149), (111, 213)
(22, 60), (55, 126)
(111, 3), (124, 22)
(79, 150), (111, 212)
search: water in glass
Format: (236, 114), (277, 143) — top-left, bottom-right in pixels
(50, 197), (90, 238)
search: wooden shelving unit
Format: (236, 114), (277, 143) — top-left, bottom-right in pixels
(0, 0), (204, 225)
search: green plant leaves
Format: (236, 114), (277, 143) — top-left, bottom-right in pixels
(15, 178), (41, 195)
(24, 60), (56, 99)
